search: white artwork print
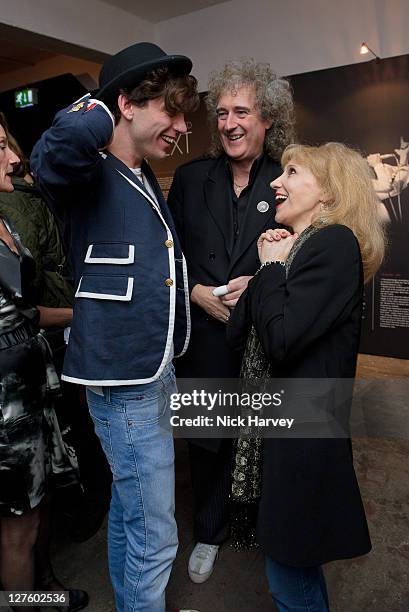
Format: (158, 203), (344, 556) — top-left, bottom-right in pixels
(367, 137), (409, 222)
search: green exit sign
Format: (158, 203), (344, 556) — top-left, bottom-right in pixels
(14, 88), (38, 108)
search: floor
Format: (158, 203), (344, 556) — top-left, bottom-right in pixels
(47, 354), (409, 612)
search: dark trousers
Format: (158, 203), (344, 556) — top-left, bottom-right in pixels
(189, 439), (233, 545)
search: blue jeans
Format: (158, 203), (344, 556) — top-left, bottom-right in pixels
(266, 556), (330, 611)
(86, 364), (178, 612)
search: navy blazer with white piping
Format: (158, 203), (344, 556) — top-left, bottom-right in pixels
(31, 95), (190, 385)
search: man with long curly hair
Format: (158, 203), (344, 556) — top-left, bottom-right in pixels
(168, 59), (295, 584)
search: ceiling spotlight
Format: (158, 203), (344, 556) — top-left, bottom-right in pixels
(360, 42), (380, 60)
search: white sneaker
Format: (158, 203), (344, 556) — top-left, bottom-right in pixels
(188, 542), (219, 584)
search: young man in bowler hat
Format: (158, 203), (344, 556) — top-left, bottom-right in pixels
(32, 43), (199, 612)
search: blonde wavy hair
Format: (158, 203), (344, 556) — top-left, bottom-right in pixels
(281, 142), (386, 283)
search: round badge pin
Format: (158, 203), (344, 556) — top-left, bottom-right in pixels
(257, 200), (270, 213)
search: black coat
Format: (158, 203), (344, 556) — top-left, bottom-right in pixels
(227, 224), (372, 567)
(168, 154), (281, 379)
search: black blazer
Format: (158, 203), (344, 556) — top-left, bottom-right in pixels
(168, 153), (281, 379)
(227, 224), (371, 567)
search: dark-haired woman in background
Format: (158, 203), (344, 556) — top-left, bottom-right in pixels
(0, 116), (80, 612)
(228, 142), (386, 611)
(0, 129), (112, 547)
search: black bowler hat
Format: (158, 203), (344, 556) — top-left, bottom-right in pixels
(96, 42), (192, 102)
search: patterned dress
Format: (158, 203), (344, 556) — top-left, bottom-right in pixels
(0, 238), (77, 516)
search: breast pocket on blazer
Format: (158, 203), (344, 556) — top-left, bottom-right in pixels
(84, 242), (134, 264)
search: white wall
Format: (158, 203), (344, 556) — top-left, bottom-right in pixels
(0, 0), (153, 55)
(2, 0), (409, 91)
(156, 0), (409, 89)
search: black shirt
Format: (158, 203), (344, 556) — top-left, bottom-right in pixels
(227, 155), (265, 243)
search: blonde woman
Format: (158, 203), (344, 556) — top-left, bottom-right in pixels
(228, 142), (385, 611)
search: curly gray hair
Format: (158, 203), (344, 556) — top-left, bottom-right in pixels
(206, 59), (295, 160)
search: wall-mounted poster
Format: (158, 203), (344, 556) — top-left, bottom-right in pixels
(290, 54), (409, 359)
